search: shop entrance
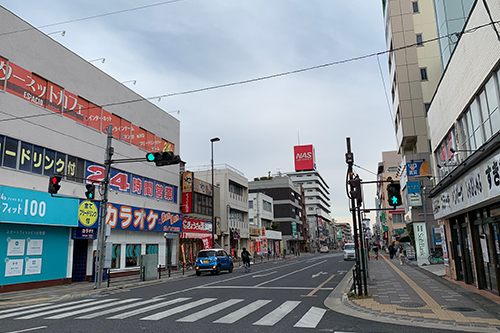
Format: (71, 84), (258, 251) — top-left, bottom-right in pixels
(72, 239), (88, 282)
(475, 217), (500, 294)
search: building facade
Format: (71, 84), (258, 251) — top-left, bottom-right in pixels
(427, 0), (500, 296)
(0, 7), (181, 291)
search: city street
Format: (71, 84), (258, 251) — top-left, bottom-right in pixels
(1, 253), (458, 333)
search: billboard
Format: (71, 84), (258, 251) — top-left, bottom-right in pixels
(294, 145), (316, 171)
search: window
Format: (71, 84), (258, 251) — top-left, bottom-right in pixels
(263, 200), (272, 212)
(111, 244), (121, 269)
(229, 181), (244, 196)
(126, 244), (140, 267)
(412, 1), (419, 13)
(249, 200), (253, 209)
(393, 213), (404, 224)
(416, 33), (423, 46)
(146, 244), (158, 255)
(420, 68), (428, 81)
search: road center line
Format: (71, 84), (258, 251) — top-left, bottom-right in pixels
(254, 260), (327, 287)
(303, 274), (336, 297)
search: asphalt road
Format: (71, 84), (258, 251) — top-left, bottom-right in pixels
(0, 253), (464, 333)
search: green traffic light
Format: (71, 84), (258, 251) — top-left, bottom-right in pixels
(391, 196), (399, 205)
(146, 153), (155, 162)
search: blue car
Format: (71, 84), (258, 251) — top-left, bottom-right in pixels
(195, 249), (233, 276)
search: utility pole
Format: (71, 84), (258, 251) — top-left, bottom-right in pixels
(94, 125), (113, 289)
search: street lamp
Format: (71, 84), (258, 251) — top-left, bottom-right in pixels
(211, 137), (220, 248)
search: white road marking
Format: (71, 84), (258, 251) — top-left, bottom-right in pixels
(252, 271), (277, 278)
(45, 298), (140, 319)
(312, 271), (328, 278)
(255, 260), (327, 287)
(0, 299), (95, 320)
(293, 306), (327, 328)
(77, 298), (163, 319)
(140, 298), (216, 321)
(5, 326), (48, 333)
(176, 299), (244, 322)
(253, 301), (301, 326)
(108, 297), (190, 319)
(214, 300), (272, 324)
(15, 299), (117, 320)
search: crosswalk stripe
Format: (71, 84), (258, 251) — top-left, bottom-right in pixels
(15, 299), (118, 320)
(176, 299), (244, 322)
(107, 298), (190, 319)
(45, 298), (140, 319)
(293, 306), (327, 328)
(0, 303), (53, 315)
(252, 300), (301, 326)
(140, 298), (217, 321)
(213, 300), (272, 324)
(0, 299), (95, 320)
(77, 298), (163, 319)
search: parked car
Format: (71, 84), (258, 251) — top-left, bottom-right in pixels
(319, 245), (329, 253)
(343, 242), (356, 260)
(195, 249), (233, 276)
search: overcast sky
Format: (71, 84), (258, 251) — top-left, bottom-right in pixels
(2, 0), (397, 225)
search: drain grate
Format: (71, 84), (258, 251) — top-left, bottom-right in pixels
(399, 302), (425, 308)
(444, 307), (476, 312)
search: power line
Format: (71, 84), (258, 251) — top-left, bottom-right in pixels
(0, 0), (184, 37)
(1, 19), (499, 123)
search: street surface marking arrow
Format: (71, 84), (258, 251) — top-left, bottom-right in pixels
(312, 271), (328, 278)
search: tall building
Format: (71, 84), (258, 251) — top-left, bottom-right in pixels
(382, 0), (472, 262)
(286, 144), (331, 252)
(427, 0), (500, 295)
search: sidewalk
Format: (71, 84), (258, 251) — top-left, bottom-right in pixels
(326, 254), (500, 332)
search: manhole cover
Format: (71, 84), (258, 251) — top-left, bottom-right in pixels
(444, 307), (476, 312)
(400, 302), (425, 308)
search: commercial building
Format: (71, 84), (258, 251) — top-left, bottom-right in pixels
(427, 0), (500, 295)
(0, 7), (181, 291)
(248, 192), (283, 255)
(190, 165), (248, 257)
(286, 144), (331, 252)
(249, 175), (304, 253)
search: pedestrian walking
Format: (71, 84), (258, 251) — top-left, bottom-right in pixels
(397, 245), (405, 265)
(388, 243), (396, 259)
(372, 244), (379, 260)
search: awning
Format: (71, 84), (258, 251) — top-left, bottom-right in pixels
(181, 232), (217, 240)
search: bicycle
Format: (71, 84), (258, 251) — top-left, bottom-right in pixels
(428, 250), (444, 264)
(243, 261), (251, 273)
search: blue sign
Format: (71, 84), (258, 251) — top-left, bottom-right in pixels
(407, 181), (421, 194)
(106, 202), (182, 233)
(0, 186), (78, 227)
(406, 161), (429, 177)
(72, 228), (98, 239)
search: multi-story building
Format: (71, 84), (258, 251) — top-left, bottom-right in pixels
(336, 223), (353, 245)
(427, 0), (500, 296)
(376, 151), (405, 247)
(249, 175), (303, 253)
(0, 7), (181, 291)
(190, 165), (248, 257)
(248, 192), (283, 255)
(286, 144), (331, 252)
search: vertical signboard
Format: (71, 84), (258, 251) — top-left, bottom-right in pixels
(294, 145), (316, 171)
(414, 222), (429, 266)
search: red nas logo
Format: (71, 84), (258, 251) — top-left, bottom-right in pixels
(296, 152), (312, 161)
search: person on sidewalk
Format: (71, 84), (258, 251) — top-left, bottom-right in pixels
(397, 244), (405, 265)
(372, 243), (379, 260)
(389, 243), (396, 259)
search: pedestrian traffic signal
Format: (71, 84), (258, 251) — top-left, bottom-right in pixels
(387, 182), (402, 207)
(85, 184), (96, 200)
(145, 151), (181, 166)
(48, 175), (62, 194)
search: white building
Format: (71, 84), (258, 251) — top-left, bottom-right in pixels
(0, 7), (181, 291)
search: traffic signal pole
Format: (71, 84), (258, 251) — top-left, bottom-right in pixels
(94, 125), (113, 289)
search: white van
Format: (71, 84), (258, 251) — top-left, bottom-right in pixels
(343, 242), (356, 260)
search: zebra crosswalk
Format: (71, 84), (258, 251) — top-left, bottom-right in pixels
(0, 297), (328, 328)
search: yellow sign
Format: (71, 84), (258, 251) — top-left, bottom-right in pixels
(78, 200), (99, 227)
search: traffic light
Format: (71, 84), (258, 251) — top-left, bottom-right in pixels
(145, 151), (181, 166)
(349, 176), (363, 205)
(387, 182), (402, 207)
(85, 184), (96, 200)
(48, 175), (62, 194)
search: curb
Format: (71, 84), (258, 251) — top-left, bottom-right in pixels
(324, 268), (500, 333)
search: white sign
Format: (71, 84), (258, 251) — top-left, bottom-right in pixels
(440, 225), (449, 266)
(414, 222), (429, 266)
(409, 193), (422, 206)
(465, 167), (484, 205)
(26, 239), (43, 256)
(480, 234), (489, 263)
(451, 180), (466, 211)
(25, 258), (42, 275)
(483, 152), (500, 197)
(7, 239), (25, 256)
(5, 258), (23, 277)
